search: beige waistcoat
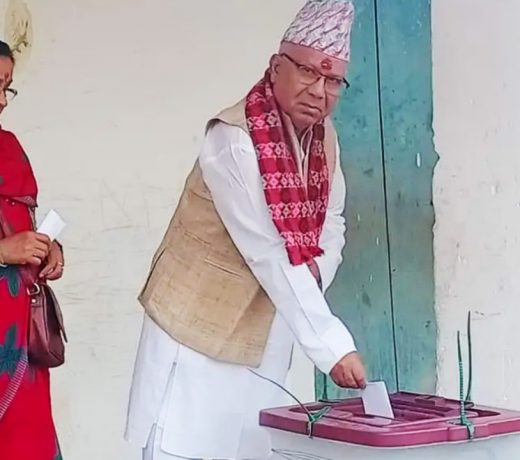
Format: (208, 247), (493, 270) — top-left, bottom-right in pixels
(138, 100), (338, 367)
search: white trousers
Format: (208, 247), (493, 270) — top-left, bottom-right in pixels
(143, 423), (267, 460)
(143, 425), (200, 460)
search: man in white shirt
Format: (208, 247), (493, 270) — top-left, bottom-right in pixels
(126, 1), (366, 459)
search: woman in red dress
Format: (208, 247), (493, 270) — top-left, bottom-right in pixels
(0, 40), (64, 459)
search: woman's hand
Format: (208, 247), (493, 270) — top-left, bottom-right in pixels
(0, 231), (51, 266)
(39, 241), (64, 280)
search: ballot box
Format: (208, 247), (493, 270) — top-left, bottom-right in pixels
(260, 392), (520, 460)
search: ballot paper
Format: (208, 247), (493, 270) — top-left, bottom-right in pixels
(362, 381), (395, 419)
(37, 209), (66, 241)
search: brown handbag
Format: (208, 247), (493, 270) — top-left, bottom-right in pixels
(0, 205), (67, 368)
(23, 272), (68, 368)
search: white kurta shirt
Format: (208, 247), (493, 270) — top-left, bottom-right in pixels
(125, 122), (356, 460)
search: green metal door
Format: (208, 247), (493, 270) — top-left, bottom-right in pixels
(317, 0), (437, 398)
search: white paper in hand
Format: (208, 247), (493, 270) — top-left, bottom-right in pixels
(37, 209), (66, 241)
(362, 381), (395, 419)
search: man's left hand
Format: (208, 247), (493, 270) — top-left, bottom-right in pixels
(40, 241), (64, 280)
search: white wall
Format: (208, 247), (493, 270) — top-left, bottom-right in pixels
(0, 1), (308, 459)
(2, 0), (520, 459)
(432, 0), (520, 407)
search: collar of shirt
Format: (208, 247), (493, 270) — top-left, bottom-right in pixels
(280, 111), (314, 179)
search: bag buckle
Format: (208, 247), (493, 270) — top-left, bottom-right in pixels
(27, 282), (41, 296)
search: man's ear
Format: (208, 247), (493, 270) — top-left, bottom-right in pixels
(269, 54), (281, 82)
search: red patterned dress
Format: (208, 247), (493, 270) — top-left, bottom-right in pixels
(0, 129), (61, 459)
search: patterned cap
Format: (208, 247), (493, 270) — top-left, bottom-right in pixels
(281, 0), (355, 62)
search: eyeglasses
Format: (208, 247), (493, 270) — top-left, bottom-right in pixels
(3, 87), (17, 102)
(280, 54), (350, 95)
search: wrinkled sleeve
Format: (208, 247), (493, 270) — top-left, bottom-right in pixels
(199, 123), (356, 374)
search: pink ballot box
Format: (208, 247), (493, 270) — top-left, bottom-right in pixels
(260, 392), (520, 460)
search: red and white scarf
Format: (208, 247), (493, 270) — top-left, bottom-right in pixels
(245, 71), (330, 266)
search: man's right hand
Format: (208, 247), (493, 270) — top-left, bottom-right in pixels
(0, 231), (51, 266)
(330, 351), (367, 389)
